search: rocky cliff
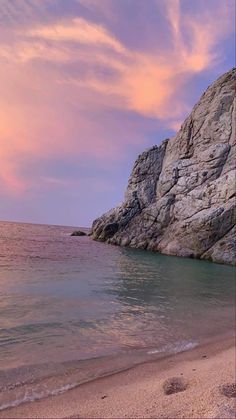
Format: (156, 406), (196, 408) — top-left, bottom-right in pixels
(92, 69), (236, 265)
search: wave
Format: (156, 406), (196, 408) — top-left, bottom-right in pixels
(147, 340), (198, 355)
(0, 382), (78, 412)
(0, 339), (198, 412)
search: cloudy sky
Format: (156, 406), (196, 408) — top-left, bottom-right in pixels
(0, 0), (235, 226)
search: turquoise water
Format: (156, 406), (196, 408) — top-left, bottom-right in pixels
(0, 221), (235, 409)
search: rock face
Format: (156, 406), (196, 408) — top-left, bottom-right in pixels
(92, 69), (236, 265)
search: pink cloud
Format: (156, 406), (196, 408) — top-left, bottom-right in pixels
(0, 0), (234, 194)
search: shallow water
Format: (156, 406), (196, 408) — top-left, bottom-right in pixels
(0, 221), (235, 409)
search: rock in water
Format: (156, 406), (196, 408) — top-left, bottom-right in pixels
(71, 230), (87, 236)
(92, 69), (236, 265)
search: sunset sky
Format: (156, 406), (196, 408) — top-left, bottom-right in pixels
(0, 0), (235, 227)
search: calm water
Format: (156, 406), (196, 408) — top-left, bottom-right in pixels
(0, 221), (235, 409)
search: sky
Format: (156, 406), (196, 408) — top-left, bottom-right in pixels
(0, 0), (235, 227)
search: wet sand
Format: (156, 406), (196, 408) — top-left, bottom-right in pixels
(0, 335), (235, 419)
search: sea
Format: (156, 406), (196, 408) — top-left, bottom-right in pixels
(0, 221), (235, 410)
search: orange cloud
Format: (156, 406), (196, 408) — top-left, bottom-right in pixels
(0, 0), (234, 194)
(46, 0), (232, 119)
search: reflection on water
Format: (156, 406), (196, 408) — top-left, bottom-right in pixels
(0, 221), (235, 372)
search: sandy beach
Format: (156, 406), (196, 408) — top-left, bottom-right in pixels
(0, 334), (235, 419)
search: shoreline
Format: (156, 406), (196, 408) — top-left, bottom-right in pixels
(1, 333), (235, 419)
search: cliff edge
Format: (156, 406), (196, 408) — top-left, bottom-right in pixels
(92, 69), (236, 265)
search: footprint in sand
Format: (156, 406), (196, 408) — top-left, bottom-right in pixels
(219, 383), (236, 398)
(163, 377), (188, 395)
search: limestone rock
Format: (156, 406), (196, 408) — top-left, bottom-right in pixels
(92, 69), (236, 265)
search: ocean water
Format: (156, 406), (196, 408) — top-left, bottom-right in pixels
(0, 221), (235, 410)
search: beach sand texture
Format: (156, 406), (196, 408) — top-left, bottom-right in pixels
(0, 336), (235, 419)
